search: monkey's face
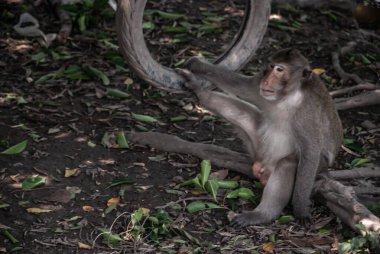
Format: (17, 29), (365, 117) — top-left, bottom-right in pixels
(259, 63), (289, 101)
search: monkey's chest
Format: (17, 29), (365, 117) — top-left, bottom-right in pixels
(257, 124), (294, 164)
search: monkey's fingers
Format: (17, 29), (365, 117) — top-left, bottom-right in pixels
(230, 211), (269, 227)
(175, 68), (207, 91)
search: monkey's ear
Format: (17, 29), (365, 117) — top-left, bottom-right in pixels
(302, 68), (312, 79)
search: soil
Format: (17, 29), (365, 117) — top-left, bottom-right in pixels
(0, 0), (379, 253)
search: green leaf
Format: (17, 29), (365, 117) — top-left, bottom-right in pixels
(170, 115), (188, 122)
(277, 215), (294, 224)
(22, 176), (46, 190)
(35, 72), (57, 84)
(110, 178), (135, 187)
(143, 21), (155, 30)
(105, 203), (117, 214)
(63, 65), (89, 80)
(78, 14), (86, 32)
(338, 242), (352, 254)
(343, 138), (364, 153)
(87, 66), (110, 85)
(107, 88), (129, 98)
(200, 160), (211, 187)
(1, 140), (28, 155)
(0, 203), (10, 209)
(156, 10), (184, 20)
(131, 112), (159, 123)
(217, 180), (238, 189)
(350, 158), (370, 167)
(205, 178), (219, 201)
(319, 229), (331, 235)
(226, 187), (254, 200)
(186, 201), (206, 213)
(117, 131), (129, 149)
(162, 26), (188, 33)
(98, 228), (123, 248)
(131, 208), (148, 225)
(186, 201), (221, 213)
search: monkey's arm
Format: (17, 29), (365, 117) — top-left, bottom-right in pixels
(186, 58), (266, 105)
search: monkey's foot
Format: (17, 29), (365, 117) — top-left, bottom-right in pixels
(229, 211), (273, 227)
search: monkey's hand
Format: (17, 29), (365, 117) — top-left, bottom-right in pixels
(175, 68), (207, 91)
(184, 57), (208, 74)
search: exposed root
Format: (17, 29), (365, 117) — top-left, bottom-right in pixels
(126, 131), (380, 232)
(331, 41), (380, 110)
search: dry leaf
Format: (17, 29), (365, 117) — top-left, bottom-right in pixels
(141, 207), (150, 215)
(107, 197), (120, 207)
(64, 168), (80, 177)
(78, 242), (92, 250)
(27, 207), (53, 213)
(263, 242), (274, 253)
(312, 68), (326, 76)
(82, 205), (95, 212)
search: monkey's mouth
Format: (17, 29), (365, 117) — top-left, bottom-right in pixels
(261, 89), (275, 96)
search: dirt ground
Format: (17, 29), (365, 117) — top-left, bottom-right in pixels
(0, 0), (379, 253)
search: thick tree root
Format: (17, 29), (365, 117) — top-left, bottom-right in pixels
(126, 132), (254, 177)
(314, 175), (380, 232)
(126, 131), (380, 233)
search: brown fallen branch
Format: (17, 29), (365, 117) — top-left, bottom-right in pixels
(329, 167), (380, 180)
(330, 83), (379, 98)
(334, 89), (380, 111)
(126, 131), (380, 233)
(314, 176), (380, 232)
(331, 42), (380, 110)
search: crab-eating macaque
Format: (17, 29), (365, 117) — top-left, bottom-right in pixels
(177, 48), (343, 227)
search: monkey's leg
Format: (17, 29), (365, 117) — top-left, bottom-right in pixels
(231, 157), (297, 227)
(194, 89), (262, 149)
(292, 146), (322, 222)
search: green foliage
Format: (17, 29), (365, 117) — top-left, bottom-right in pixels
(1, 140), (28, 155)
(338, 224), (380, 254)
(62, 0), (113, 32)
(177, 160), (255, 212)
(22, 176), (46, 190)
(130, 209), (172, 243)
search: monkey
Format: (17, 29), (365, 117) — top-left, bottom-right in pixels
(176, 48), (343, 227)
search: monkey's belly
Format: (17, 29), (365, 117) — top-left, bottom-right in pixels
(258, 126), (294, 167)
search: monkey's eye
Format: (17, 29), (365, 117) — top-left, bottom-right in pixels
(274, 66), (284, 72)
(269, 64), (275, 69)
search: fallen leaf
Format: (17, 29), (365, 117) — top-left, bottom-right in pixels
(107, 197), (120, 207)
(83, 205), (95, 212)
(78, 242), (92, 250)
(64, 168), (80, 177)
(27, 207), (53, 213)
(312, 68), (326, 76)
(263, 242), (274, 253)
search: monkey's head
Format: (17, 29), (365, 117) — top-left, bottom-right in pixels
(259, 49), (312, 101)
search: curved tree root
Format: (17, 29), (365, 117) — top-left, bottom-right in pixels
(331, 42), (380, 110)
(126, 131), (380, 233)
